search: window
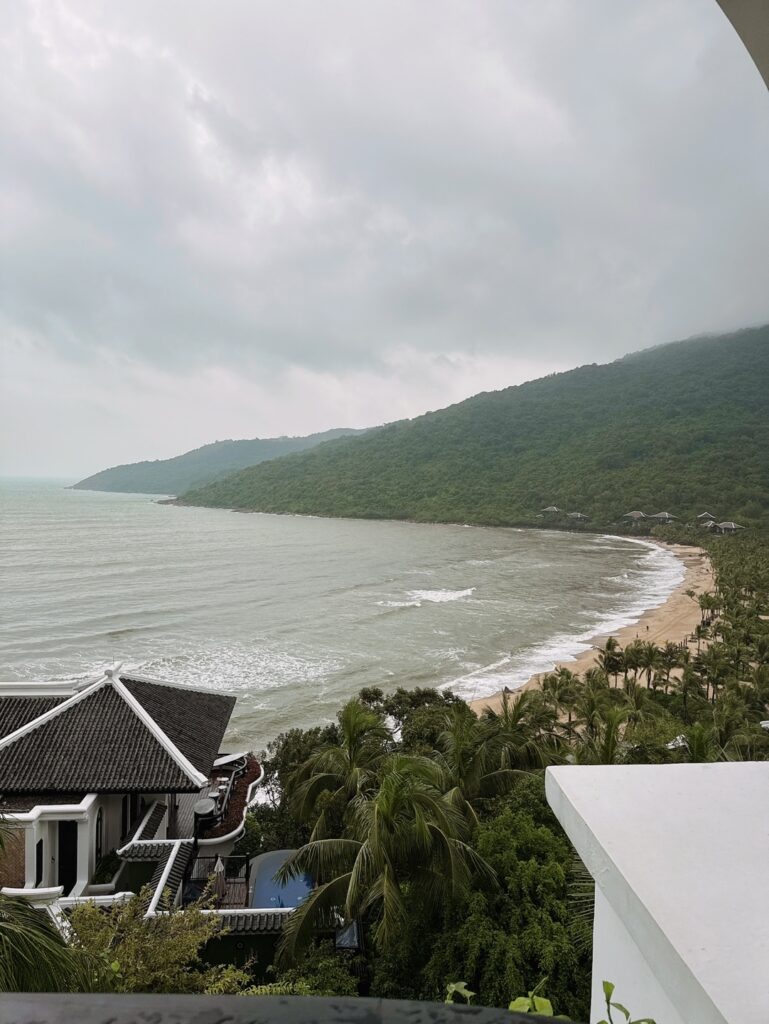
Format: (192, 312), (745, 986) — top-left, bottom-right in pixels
(95, 808), (103, 864)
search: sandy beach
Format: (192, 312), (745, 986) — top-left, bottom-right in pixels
(469, 542), (714, 715)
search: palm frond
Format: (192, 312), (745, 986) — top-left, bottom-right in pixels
(274, 838), (360, 884)
(0, 895), (109, 992)
(276, 872), (353, 965)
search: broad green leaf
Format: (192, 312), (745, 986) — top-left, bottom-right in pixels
(445, 981), (475, 1004)
(603, 980), (615, 1000)
(610, 1000), (630, 1020)
(533, 995), (555, 1014)
(509, 996), (532, 1011)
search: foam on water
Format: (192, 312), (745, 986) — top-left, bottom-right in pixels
(442, 538), (684, 701)
(1, 480), (689, 743)
(378, 587), (476, 609)
(410, 587), (476, 603)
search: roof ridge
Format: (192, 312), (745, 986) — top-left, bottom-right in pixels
(112, 678), (208, 789)
(122, 672), (229, 698)
(0, 676), (109, 752)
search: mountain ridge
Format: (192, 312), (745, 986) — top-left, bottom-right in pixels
(178, 326), (769, 526)
(72, 427), (368, 495)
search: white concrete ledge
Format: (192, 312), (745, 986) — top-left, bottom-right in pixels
(546, 763), (769, 1024)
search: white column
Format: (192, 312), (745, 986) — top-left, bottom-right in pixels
(23, 824), (36, 888)
(75, 819), (90, 895)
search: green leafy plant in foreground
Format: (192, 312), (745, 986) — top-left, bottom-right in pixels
(596, 980), (656, 1024)
(460, 976), (657, 1023)
(508, 977), (571, 1019)
(444, 980), (476, 1004)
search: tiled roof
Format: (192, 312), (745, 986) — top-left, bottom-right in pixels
(0, 792), (86, 813)
(0, 679), (229, 794)
(139, 801), (168, 841)
(0, 697), (67, 739)
(0, 672), (237, 797)
(146, 841), (194, 909)
(122, 676), (235, 778)
(219, 911), (288, 933)
(120, 841), (170, 862)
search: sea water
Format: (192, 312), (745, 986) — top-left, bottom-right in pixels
(0, 479), (683, 748)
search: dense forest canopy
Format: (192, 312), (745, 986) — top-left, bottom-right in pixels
(72, 427), (367, 495)
(181, 326), (769, 526)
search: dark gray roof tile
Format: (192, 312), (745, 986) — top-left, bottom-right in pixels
(0, 697), (67, 739)
(122, 677), (235, 775)
(0, 685), (194, 793)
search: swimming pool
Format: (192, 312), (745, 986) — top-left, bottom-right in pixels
(249, 849), (312, 909)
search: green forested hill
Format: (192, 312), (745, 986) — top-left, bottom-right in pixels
(72, 427), (366, 495)
(181, 326), (769, 526)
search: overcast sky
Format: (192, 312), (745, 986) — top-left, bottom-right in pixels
(1, 1), (768, 477)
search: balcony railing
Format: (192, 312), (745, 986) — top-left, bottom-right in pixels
(183, 854), (251, 909)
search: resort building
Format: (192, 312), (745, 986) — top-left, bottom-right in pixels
(649, 511), (677, 523)
(715, 521), (744, 534)
(0, 667), (288, 938)
(622, 510), (647, 522)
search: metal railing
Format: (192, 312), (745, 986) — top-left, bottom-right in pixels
(184, 854), (251, 909)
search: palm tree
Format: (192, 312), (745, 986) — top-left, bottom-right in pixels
(287, 699), (391, 835)
(275, 755), (495, 962)
(621, 683), (658, 736)
(692, 623), (710, 655)
(597, 637), (623, 688)
(637, 642), (662, 689)
(621, 641), (643, 685)
(0, 820), (106, 992)
(659, 641), (682, 694)
(479, 690), (558, 768)
(541, 667), (578, 728)
(672, 666), (705, 724)
(573, 686), (608, 742)
(697, 644), (731, 704)
(576, 706), (629, 765)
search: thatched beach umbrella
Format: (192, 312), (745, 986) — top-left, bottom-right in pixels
(623, 510), (647, 520)
(650, 511), (677, 522)
(567, 512), (589, 520)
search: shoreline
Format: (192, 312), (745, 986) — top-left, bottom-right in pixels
(468, 541), (714, 715)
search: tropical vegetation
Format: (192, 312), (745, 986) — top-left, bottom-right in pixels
(72, 427), (366, 495)
(181, 326), (769, 526)
(0, 820), (107, 993)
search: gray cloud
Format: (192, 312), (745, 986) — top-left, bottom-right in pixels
(1, 1), (768, 475)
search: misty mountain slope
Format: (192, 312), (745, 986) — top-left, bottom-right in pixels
(179, 326), (769, 526)
(72, 428), (367, 495)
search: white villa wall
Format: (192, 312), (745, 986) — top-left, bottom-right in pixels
(591, 887), (685, 1024)
(547, 763), (766, 1024)
(14, 793), (171, 894)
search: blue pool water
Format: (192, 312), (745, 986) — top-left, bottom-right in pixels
(250, 849), (312, 909)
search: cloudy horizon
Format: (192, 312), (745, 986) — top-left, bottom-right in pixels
(2, 1), (768, 478)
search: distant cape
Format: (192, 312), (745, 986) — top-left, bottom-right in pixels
(71, 427), (369, 495)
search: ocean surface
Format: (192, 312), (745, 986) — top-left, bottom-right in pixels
(1, 478), (684, 748)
